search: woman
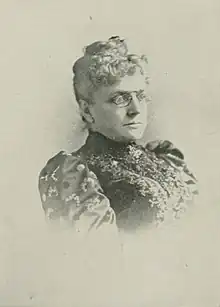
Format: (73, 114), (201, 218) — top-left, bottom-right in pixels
(38, 36), (198, 235)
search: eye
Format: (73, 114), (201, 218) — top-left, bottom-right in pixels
(114, 95), (125, 105)
(110, 94), (129, 106)
(137, 91), (147, 101)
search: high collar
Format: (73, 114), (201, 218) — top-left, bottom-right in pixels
(82, 131), (139, 156)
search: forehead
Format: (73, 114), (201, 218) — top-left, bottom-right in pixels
(115, 74), (146, 92)
(92, 73), (146, 101)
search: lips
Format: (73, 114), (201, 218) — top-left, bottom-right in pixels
(123, 122), (142, 126)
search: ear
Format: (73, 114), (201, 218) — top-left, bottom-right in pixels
(78, 99), (94, 124)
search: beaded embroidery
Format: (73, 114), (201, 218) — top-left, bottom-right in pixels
(85, 140), (197, 223)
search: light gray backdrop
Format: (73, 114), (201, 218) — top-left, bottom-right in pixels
(0, 0), (220, 306)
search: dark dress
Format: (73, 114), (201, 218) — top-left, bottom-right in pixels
(38, 131), (198, 233)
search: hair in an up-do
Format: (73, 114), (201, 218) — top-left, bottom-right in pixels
(72, 36), (149, 105)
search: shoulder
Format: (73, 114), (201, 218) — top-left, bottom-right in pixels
(145, 139), (187, 170)
(38, 150), (80, 181)
(38, 149), (103, 212)
(38, 149), (87, 198)
(38, 151), (68, 178)
(145, 140), (184, 160)
(146, 139), (198, 185)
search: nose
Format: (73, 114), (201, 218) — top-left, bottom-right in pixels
(127, 93), (141, 117)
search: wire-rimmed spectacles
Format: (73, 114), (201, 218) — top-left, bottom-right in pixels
(108, 90), (152, 108)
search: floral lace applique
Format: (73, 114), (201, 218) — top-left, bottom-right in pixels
(86, 143), (197, 223)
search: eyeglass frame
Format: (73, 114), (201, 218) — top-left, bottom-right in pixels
(107, 89), (152, 108)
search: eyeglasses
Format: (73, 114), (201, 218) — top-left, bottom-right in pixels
(108, 90), (152, 108)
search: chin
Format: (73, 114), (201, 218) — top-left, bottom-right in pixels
(125, 129), (145, 141)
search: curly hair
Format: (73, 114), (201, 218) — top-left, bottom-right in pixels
(72, 36), (149, 105)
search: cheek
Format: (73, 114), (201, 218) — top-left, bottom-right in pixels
(107, 109), (127, 127)
(140, 103), (148, 116)
(91, 105), (108, 121)
(94, 105), (126, 124)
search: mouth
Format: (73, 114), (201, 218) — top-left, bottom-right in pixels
(123, 122), (142, 126)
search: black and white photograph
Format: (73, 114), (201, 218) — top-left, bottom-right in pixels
(1, 1), (220, 306)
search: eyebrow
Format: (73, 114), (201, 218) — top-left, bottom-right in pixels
(110, 89), (145, 98)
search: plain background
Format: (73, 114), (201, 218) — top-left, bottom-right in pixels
(0, 0), (220, 306)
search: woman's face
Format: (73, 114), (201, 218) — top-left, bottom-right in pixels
(88, 73), (149, 142)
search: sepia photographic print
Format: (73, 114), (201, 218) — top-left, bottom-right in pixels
(1, 1), (220, 307)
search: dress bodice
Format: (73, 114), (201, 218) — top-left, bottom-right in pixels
(38, 132), (198, 232)
(80, 132), (198, 229)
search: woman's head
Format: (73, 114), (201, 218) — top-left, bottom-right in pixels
(72, 36), (151, 142)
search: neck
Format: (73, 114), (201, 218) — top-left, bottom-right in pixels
(88, 129), (138, 144)
(83, 130), (137, 155)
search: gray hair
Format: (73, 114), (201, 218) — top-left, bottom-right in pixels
(72, 36), (149, 106)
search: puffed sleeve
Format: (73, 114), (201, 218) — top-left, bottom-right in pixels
(38, 151), (117, 233)
(146, 139), (199, 196)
